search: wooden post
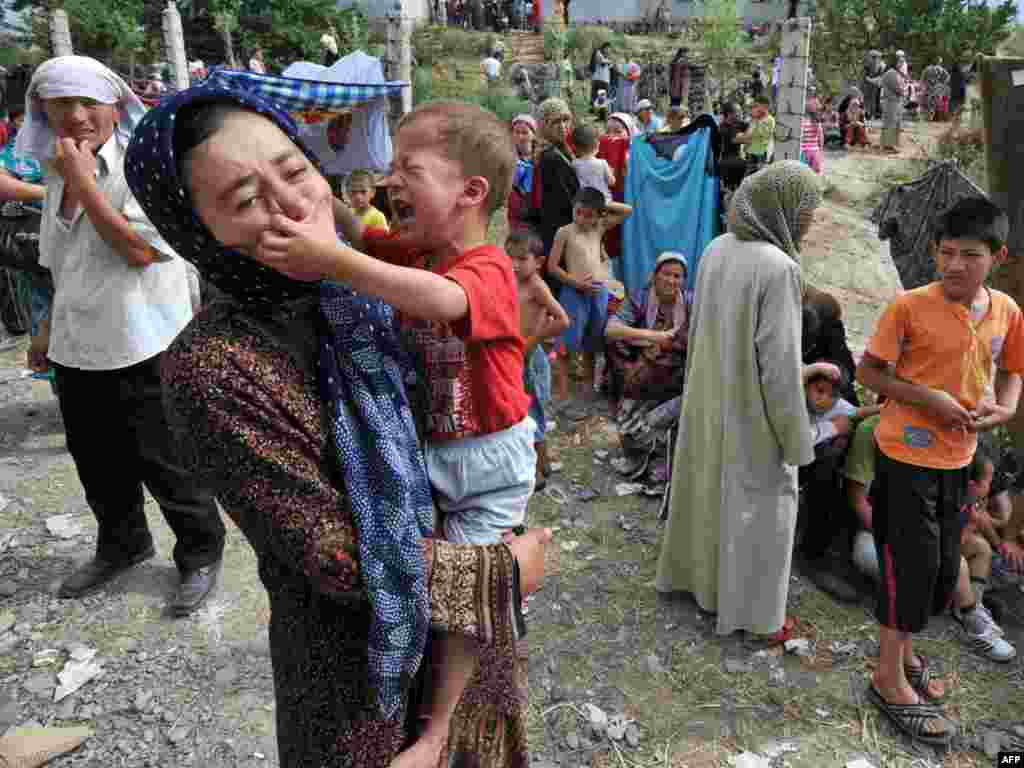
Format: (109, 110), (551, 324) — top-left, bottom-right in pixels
(161, 1), (190, 90)
(981, 56), (1024, 457)
(774, 16), (810, 163)
(384, 3), (413, 117)
(49, 9), (73, 57)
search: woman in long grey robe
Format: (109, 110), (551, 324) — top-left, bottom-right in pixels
(655, 161), (821, 637)
(862, 50), (884, 120)
(879, 67), (906, 152)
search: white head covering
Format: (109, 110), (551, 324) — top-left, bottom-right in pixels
(609, 111), (637, 136)
(15, 55), (146, 162)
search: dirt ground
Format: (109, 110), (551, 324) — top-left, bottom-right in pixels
(2, 116), (1023, 768)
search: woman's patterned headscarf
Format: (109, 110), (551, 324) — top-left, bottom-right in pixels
(729, 160), (822, 262)
(124, 81), (322, 312)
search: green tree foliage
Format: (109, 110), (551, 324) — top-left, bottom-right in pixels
(235, 0), (365, 66)
(6, 0), (366, 71)
(813, 0), (1017, 88)
(700, 0), (741, 57)
(6, 0), (148, 67)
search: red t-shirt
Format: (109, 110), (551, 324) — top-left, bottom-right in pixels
(597, 134), (630, 260)
(363, 228), (529, 443)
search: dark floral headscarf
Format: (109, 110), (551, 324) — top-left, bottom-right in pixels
(125, 81), (321, 312)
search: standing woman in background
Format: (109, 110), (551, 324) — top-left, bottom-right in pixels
(590, 43), (613, 106)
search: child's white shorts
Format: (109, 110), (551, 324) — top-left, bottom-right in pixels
(426, 417), (537, 545)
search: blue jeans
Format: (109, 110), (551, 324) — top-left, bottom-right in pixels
(559, 282), (609, 353)
(524, 345), (550, 441)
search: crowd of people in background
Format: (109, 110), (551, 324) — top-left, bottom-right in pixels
(0, 36), (1015, 767)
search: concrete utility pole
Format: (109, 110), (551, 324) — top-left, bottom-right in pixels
(50, 9), (73, 57)
(162, 1), (190, 91)
(981, 56), (1024, 456)
(384, 1), (413, 116)
(774, 16), (811, 163)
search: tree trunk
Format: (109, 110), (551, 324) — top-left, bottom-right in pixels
(981, 56), (1024, 459)
(215, 13), (238, 69)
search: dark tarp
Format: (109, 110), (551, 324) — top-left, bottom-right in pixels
(871, 161), (987, 290)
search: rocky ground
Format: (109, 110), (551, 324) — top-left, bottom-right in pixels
(2, 116), (1023, 768)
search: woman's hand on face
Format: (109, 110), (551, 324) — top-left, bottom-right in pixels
(503, 527), (552, 596)
(255, 196), (339, 281)
(55, 138), (98, 193)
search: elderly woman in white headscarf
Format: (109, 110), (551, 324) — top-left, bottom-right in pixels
(16, 56), (225, 613)
(657, 162), (825, 640)
(605, 251), (691, 486)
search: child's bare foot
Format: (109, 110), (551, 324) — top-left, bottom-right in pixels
(389, 729), (446, 768)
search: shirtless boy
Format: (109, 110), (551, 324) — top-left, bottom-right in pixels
(509, 230), (570, 489)
(547, 186), (633, 411)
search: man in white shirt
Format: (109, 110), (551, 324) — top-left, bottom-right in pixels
(16, 56), (224, 615)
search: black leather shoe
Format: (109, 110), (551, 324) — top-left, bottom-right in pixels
(169, 561), (221, 617)
(58, 547), (156, 598)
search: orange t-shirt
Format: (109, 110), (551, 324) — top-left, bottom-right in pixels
(868, 283), (1024, 470)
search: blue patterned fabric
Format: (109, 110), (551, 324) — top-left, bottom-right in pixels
(319, 280), (435, 722)
(0, 139), (44, 184)
(125, 81), (433, 723)
(205, 67), (406, 113)
(619, 127), (720, 296)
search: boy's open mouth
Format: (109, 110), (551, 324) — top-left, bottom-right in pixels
(393, 201), (416, 226)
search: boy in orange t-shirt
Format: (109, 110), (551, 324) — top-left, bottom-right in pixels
(857, 197), (1024, 746)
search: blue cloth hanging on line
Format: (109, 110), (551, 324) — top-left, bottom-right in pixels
(619, 121), (720, 297)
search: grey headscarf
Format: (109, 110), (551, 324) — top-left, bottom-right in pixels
(729, 160), (823, 262)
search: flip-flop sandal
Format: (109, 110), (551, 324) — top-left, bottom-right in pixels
(767, 615), (797, 644)
(905, 656), (946, 703)
(746, 616), (796, 646)
(866, 685), (955, 747)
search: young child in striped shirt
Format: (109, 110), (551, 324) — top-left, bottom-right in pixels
(800, 97), (824, 175)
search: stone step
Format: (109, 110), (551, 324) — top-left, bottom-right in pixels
(505, 31), (545, 64)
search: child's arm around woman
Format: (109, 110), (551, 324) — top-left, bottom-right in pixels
(261, 197), (470, 324)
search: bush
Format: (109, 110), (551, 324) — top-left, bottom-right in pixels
(544, 26), (567, 61)
(413, 66), (434, 106)
(566, 24), (615, 59)
(440, 27), (491, 57)
(411, 25), (439, 65)
(475, 86), (532, 122)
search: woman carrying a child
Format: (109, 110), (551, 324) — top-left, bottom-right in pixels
(123, 82), (550, 768)
(597, 112), (634, 264)
(590, 43), (613, 105)
(605, 251), (691, 485)
(794, 286), (872, 602)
